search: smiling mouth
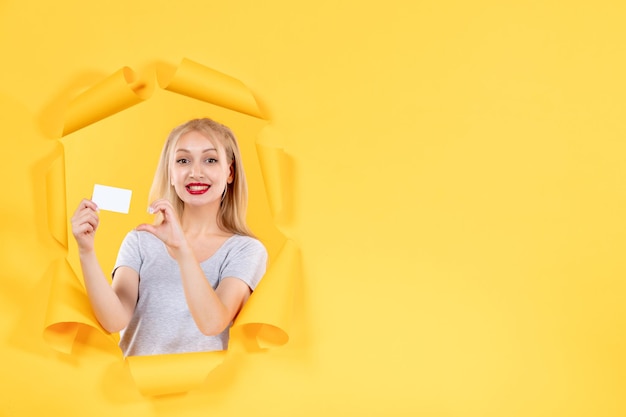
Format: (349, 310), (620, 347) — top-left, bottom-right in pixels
(186, 183), (210, 194)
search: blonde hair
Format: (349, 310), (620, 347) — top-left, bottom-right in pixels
(148, 118), (254, 237)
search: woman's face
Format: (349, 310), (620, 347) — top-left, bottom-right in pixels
(169, 130), (233, 207)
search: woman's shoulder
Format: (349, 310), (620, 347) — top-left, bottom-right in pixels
(123, 229), (163, 248)
(226, 234), (267, 253)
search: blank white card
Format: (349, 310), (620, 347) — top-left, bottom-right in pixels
(92, 184), (132, 214)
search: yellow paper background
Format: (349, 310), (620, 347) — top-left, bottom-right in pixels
(1, 1), (626, 416)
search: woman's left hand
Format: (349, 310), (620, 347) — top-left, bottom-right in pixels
(136, 199), (188, 252)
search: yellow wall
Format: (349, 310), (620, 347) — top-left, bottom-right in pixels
(1, 1), (625, 416)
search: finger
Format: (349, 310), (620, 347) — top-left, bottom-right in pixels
(81, 198), (98, 212)
(81, 209), (99, 228)
(148, 198), (174, 212)
(161, 208), (181, 229)
(73, 209), (99, 228)
(73, 221), (96, 236)
(73, 218), (98, 235)
(72, 200), (99, 221)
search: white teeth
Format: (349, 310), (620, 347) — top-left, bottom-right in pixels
(188, 185), (209, 191)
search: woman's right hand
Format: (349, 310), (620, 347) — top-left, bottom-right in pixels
(71, 199), (100, 253)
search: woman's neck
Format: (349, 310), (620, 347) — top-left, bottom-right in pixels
(180, 203), (225, 236)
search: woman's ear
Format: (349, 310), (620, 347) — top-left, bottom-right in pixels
(227, 163), (234, 184)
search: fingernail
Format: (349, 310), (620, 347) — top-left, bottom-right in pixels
(147, 206), (155, 214)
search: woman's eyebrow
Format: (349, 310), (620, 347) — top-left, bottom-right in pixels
(175, 147), (218, 153)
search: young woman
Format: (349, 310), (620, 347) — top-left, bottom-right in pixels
(71, 118), (267, 356)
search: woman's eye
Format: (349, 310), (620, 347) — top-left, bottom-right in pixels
(176, 158), (189, 164)
(205, 158), (218, 164)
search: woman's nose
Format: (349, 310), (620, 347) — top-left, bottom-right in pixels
(190, 161), (204, 178)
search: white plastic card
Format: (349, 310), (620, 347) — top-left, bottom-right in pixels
(92, 184), (132, 214)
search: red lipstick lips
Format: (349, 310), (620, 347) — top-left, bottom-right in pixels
(186, 183), (210, 195)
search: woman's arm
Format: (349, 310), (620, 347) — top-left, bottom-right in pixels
(175, 247), (251, 335)
(136, 199), (252, 336)
(72, 199), (138, 333)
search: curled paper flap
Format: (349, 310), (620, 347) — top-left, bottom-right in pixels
(43, 259), (115, 354)
(62, 67), (146, 136)
(256, 138), (294, 226)
(126, 350), (227, 397)
(46, 151), (67, 247)
(157, 58), (264, 119)
(234, 239), (299, 349)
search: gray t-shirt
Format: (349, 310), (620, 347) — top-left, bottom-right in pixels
(113, 230), (267, 356)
